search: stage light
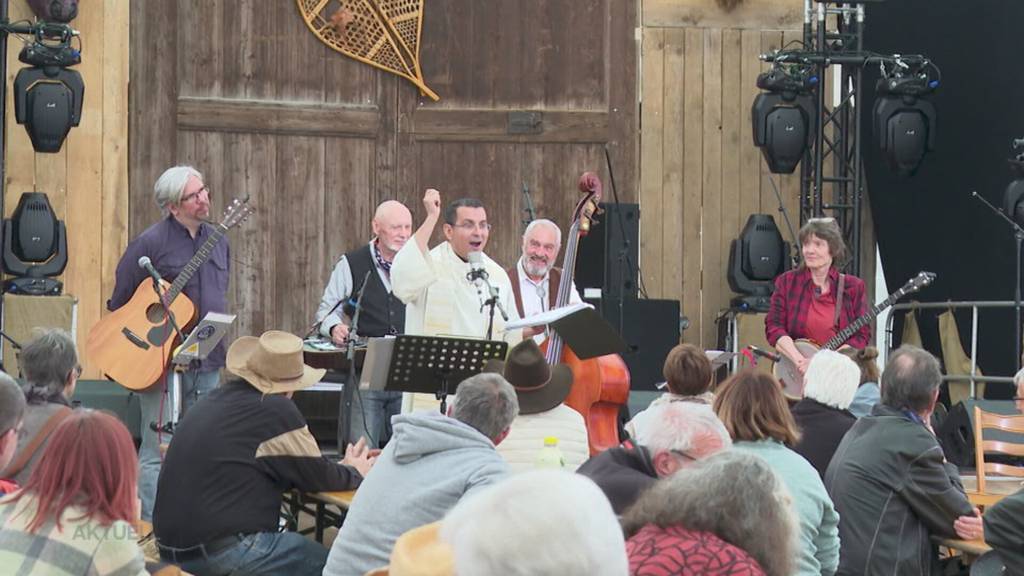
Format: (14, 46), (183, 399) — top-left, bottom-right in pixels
(751, 67), (817, 174)
(728, 214), (790, 311)
(872, 74), (937, 177)
(2, 192), (67, 295)
(1004, 178), (1024, 228)
(12, 23), (84, 154)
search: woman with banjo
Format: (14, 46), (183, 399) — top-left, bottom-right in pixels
(765, 218), (871, 398)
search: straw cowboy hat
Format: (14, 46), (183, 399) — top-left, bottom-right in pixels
(226, 330), (325, 394)
(368, 522), (453, 576)
(484, 339), (573, 415)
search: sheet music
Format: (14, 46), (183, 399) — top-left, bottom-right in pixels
(505, 302), (593, 329)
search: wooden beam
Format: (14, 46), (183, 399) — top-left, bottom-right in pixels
(402, 109), (610, 143)
(644, 0), (803, 30)
(176, 97), (379, 137)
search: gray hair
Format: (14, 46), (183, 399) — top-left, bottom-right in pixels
(523, 219), (562, 246)
(1014, 366), (1024, 390)
(440, 470), (627, 576)
(880, 345), (942, 413)
(452, 373), (519, 441)
(20, 328), (78, 404)
(643, 402), (732, 456)
(803, 349), (862, 409)
(153, 165), (202, 212)
(0, 371), (25, 435)
(621, 450), (797, 576)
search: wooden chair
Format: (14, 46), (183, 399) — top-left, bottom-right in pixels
(972, 406), (1024, 499)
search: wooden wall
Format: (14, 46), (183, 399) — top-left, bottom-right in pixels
(640, 0), (804, 347)
(3, 0), (129, 377)
(127, 0), (637, 365)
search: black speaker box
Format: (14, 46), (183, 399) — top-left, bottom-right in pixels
(587, 297), (680, 392)
(576, 203), (639, 300)
(936, 399), (1023, 467)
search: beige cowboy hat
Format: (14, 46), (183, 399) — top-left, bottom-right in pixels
(483, 339), (573, 415)
(226, 330), (325, 394)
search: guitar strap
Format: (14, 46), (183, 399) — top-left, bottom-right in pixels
(2, 406), (73, 479)
(833, 273), (846, 330)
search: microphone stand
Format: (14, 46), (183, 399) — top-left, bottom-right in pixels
(971, 190), (1024, 370)
(338, 270), (372, 450)
(145, 278), (187, 436)
(473, 272), (508, 341)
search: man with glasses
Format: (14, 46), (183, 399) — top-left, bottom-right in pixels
(107, 165), (229, 521)
(391, 189), (522, 345)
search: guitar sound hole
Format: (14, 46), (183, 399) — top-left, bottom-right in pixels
(145, 302), (168, 323)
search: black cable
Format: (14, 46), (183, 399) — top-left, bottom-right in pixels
(603, 144), (648, 299)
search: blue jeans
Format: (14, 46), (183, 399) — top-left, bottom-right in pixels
(138, 369), (219, 521)
(346, 388), (402, 449)
(175, 532), (328, 576)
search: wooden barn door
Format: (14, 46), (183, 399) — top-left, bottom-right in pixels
(128, 0), (637, 340)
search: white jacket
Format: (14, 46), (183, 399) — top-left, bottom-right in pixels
(497, 404), (590, 473)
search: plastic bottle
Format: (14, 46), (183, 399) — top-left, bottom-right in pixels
(535, 436), (565, 469)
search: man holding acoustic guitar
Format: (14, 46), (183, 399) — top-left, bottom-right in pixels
(103, 165), (230, 521)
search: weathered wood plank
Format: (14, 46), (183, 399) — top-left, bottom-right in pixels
(721, 28), (743, 301)
(681, 28), (703, 344)
(639, 28), (666, 299)
(645, 0), (804, 30)
(701, 28), (723, 347)
(662, 28), (686, 305)
(403, 109), (610, 143)
(4, 0), (38, 219)
(177, 97), (380, 137)
(739, 29), (762, 226)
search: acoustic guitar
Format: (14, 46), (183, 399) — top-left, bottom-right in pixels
(773, 270), (935, 399)
(87, 198), (253, 391)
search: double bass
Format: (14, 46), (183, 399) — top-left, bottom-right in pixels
(543, 172), (631, 455)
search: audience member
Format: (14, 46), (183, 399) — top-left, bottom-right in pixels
(622, 450), (796, 576)
(323, 372), (518, 576)
(983, 488), (1024, 575)
(825, 345), (979, 575)
(440, 470), (627, 576)
(790, 349), (860, 477)
(1013, 366), (1024, 413)
(0, 329), (78, 485)
(625, 343), (713, 443)
(841, 346), (881, 418)
(577, 401), (731, 514)
(0, 410), (147, 575)
(153, 331), (371, 576)
(714, 370), (839, 576)
(0, 372), (26, 494)
(487, 339), (588, 472)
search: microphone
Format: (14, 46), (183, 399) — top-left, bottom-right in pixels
(747, 345), (781, 363)
(466, 251), (489, 282)
(138, 256), (163, 289)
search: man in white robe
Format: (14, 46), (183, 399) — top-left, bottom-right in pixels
(392, 189), (522, 343)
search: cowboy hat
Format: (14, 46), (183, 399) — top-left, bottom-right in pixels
(484, 339), (573, 415)
(380, 522), (453, 576)
(226, 331), (325, 394)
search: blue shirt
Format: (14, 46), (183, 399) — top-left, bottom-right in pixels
(108, 215), (230, 370)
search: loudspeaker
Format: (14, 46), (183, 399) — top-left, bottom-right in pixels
(936, 399), (1023, 467)
(588, 297), (680, 392)
(576, 203), (639, 300)
(71, 380), (142, 443)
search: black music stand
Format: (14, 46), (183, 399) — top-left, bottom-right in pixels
(377, 335), (508, 414)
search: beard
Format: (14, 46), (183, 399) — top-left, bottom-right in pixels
(524, 257), (551, 277)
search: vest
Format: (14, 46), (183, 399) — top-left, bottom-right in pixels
(345, 245), (406, 337)
(508, 264), (563, 318)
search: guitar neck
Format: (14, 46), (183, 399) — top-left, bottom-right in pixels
(823, 295), (895, 350)
(164, 224), (227, 303)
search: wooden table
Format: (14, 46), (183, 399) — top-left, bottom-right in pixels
(938, 536), (992, 566)
(960, 475), (1022, 509)
(284, 490), (357, 543)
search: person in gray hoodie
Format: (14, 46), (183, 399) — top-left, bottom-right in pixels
(323, 372), (518, 576)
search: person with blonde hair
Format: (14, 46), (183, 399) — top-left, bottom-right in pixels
(623, 450), (796, 576)
(790, 349), (861, 478)
(714, 370), (839, 576)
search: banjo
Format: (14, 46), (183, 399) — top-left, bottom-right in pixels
(773, 271), (936, 399)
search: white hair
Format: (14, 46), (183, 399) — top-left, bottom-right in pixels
(803, 349), (861, 409)
(1014, 367), (1024, 389)
(523, 219), (562, 246)
(440, 470), (627, 576)
(153, 165), (202, 212)
(643, 401), (732, 456)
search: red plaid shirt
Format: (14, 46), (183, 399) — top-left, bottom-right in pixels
(765, 267), (870, 348)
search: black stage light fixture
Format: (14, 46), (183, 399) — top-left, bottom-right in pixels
(751, 66), (818, 174)
(872, 73), (938, 177)
(728, 214), (790, 312)
(1004, 154), (1024, 228)
(2, 192), (68, 295)
(13, 23), (84, 153)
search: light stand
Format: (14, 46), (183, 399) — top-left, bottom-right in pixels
(971, 190), (1023, 371)
(338, 270), (372, 450)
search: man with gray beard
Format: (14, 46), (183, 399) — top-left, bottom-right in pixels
(507, 219), (583, 343)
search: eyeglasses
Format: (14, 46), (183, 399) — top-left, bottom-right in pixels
(453, 221), (491, 232)
(670, 449), (697, 463)
(180, 185), (211, 204)
(69, 364), (82, 380)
